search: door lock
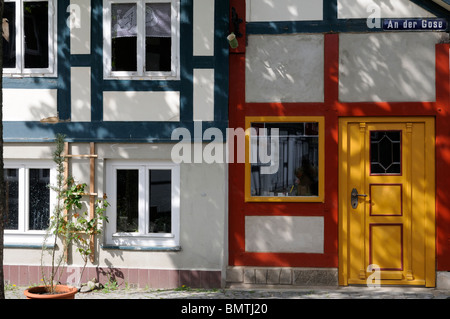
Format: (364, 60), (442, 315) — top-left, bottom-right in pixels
(351, 188), (368, 209)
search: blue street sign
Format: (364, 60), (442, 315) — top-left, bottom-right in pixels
(383, 18), (447, 31)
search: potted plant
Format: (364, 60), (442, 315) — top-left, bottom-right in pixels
(23, 134), (109, 299)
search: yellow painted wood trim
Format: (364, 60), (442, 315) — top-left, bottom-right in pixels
(348, 279), (426, 286)
(338, 118), (349, 285)
(338, 117), (436, 287)
(244, 116), (325, 203)
(424, 119), (436, 287)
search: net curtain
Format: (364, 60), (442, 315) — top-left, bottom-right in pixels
(111, 3), (171, 38)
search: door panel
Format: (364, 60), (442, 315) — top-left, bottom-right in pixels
(339, 118), (435, 286)
(370, 224), (403, 270)
(370, 184), (402, 216)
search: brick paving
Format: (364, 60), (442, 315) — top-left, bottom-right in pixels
(5, 285), (450, 299)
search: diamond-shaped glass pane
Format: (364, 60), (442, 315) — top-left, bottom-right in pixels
(370, 131), (401, 174)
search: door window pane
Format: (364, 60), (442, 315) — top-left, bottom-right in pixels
(116, 169), (139, 232)
(24, 1), (49, 69)
(149, 170), (171, 233)
(3, 2), (16, 69)
(29, 168), (50, 230)
(4, 169), (19, 230)
(370, 131), (402, 175)
(251, 122), (319, 197)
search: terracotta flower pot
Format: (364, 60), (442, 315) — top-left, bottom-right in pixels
(24, 285), (78, 299)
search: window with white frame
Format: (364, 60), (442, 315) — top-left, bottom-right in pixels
(103, 0), (179, 79)
(105, 161), (180, 248)
(3, 161), (56, 246)
(2, 0), (57, 76)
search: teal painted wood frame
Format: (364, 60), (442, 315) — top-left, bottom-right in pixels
(3, 0), (229, 143)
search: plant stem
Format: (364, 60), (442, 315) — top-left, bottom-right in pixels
(49, 134), (66, 293)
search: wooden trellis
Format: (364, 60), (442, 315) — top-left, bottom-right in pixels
(64, 142), (98, 263)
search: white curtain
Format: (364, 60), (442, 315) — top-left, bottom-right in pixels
(112, 3), (171, 38)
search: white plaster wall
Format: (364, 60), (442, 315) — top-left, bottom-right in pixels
(338, 0), (435, 19)
(70, 0), (91, 54)
(246, 34), (324, 103)
(193, 69), (215, 121)
(245, 216), (324, 253)
(2, 144), (54, 159)
(193, 0), (214, 56)
(97, 143), (227, 270)
(339, 32), (442, 102)
(71, 67), (91, 122)
(103, 91), (180, 121)
(4, 143), (228, 272)
(246, 0), (323, 21)
(3, 89), (58, 121)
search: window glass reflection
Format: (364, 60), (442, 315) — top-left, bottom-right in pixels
(29, 168), (50, 230)
(3, 2), (16, 68)
(250, 122), (319, 197)
(149, 170), (171, 233)
(370, 131), (401, 175)
(4, 169), (19, 230)
(116, 169), (139, 232)
(24, 1), (49, 68)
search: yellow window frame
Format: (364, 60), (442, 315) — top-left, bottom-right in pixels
(245, 116), (325, 203)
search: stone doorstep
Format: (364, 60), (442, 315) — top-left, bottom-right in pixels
(226, 267), (339, 287)
(227, 268), (450, 289)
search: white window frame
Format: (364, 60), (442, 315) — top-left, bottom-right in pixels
(105, 160), (181, 248)
(103, 0), (180, 80)
(3, 0), (57, 77)
(3, 160), (57, 247)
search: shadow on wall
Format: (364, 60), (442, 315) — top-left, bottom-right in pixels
(245, 34), (325, 103)
(339, 32), (445, 103)
(337, 0), (436, 19)
(96, 259), (125, 285)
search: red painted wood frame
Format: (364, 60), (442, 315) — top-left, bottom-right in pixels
(228, 24), (450, 270)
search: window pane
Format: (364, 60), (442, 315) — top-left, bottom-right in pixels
(111, 3), (137, 71)
(3, 2), (16, 68)
(149, 170), (171, 233)
(24, 1), (49, 69)
(145, 3), (171, 72)
(116, 170), (139, 232)
(370, 131), (402, 174)
(250, 123), (319, 197)
(4, 169), (19, 230)
(29, 169), (50, 230)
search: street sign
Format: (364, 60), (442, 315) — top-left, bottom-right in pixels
(383, 18), (447, 31)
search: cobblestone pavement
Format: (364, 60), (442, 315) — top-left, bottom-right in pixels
(5, 285), (450, 299)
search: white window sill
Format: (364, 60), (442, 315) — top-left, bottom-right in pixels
(4, 232), (55, 248)
(3, 73), (58, 78)
(101, 244), (181, 252)
(103, 74), (180, 81)
(106, 233), (179, 250)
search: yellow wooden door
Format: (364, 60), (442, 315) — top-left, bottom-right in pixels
(339, 118), (435, 287)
